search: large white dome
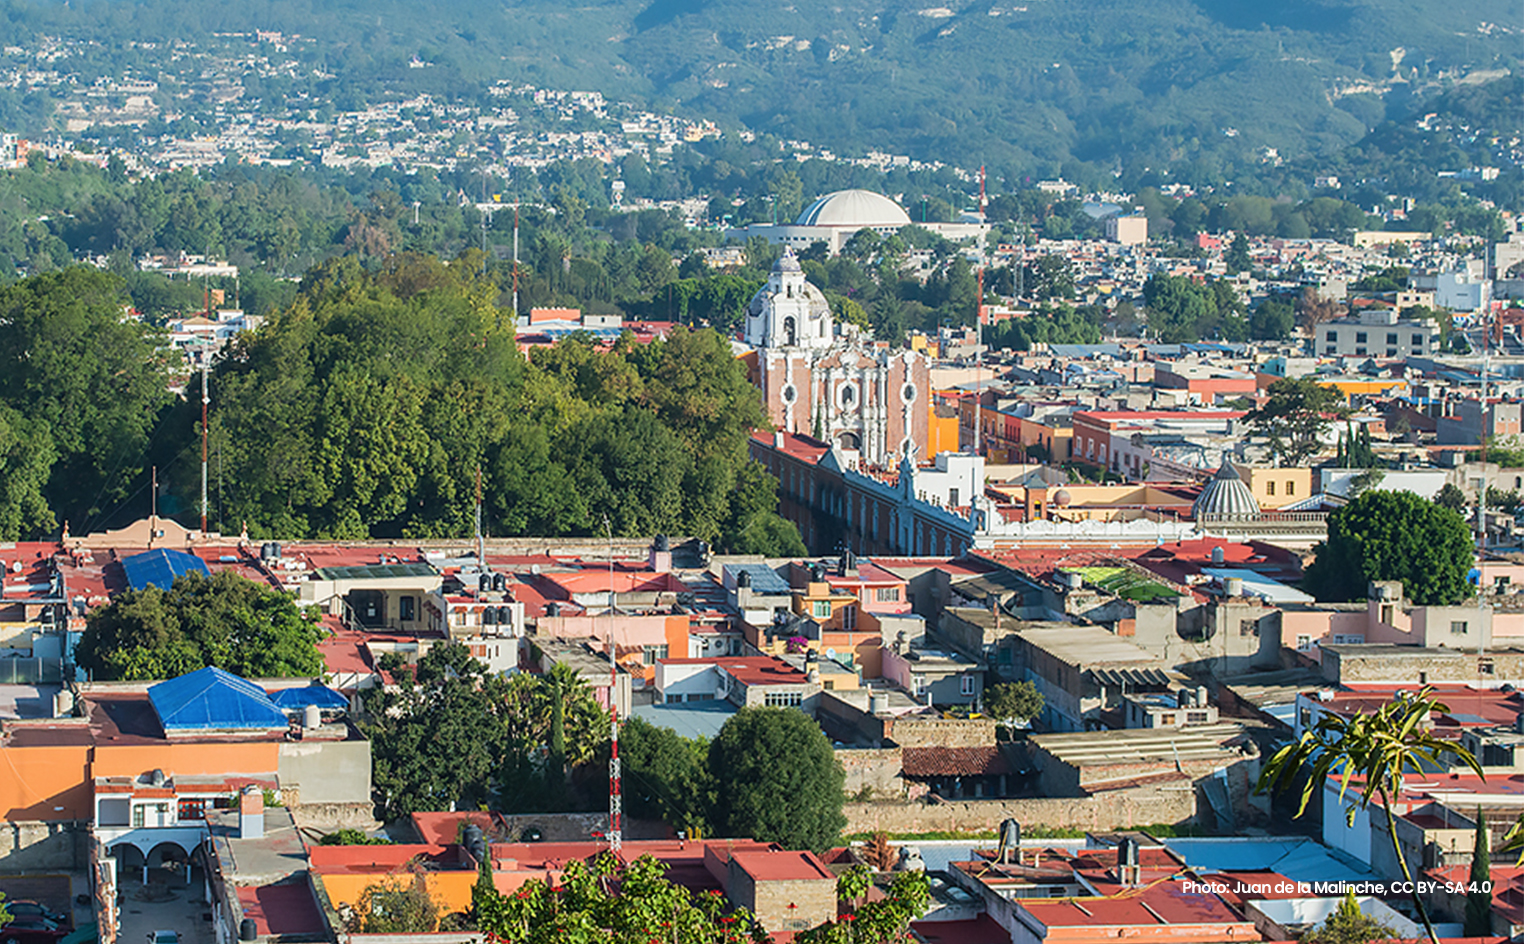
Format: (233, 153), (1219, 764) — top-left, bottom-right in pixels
(795, 189), (912, 228)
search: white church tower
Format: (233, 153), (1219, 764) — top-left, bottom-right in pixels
(745, 248), (834, 349)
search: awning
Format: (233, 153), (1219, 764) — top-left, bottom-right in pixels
(1085, 667), (1172, 688)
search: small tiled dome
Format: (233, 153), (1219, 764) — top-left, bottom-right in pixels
(1193, 464), (1261, 519)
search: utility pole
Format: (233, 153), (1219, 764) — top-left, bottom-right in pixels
(200, 346), (210, 534)
(512, 204), (520, 321)
(475, 467), (485, 568)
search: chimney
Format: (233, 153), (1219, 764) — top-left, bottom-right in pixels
(649, 534), (672, 573)
(773, 430), (785, 449)
(239, 785), (265, 839)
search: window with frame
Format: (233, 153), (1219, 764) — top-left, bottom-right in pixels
(1160, 713), (1176, 726)
(642, 645), (669, 665)
(1451, 620), (1469, 635)
(1326, 331), (1337, 341)
(1387, 333), (1398, 344)
(913, 675), (928, 695)
(875, 587), (900, 602)
(1266, 480), (1276, 496)
(399, 595), (416, 621)
(812, 601), (831, 619)
(1286, 481), (1295, 496)
(842, 605), (857, 631)
(1356, 332), (1368, 343)
(132, 805), (145, 828)
(178, 798), (206, 821)
(1186, 711), (1209, 724)
(960, 675), (976, 696)
(1412, 334), (1424, 347)
(1297, 635), (1312, 651)
(763, 691), (803, 707)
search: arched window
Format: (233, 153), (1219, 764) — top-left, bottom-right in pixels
(783, 316), (797, 346)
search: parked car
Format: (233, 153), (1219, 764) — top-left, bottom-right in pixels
(147, 933), (179, 944)
(5, 902), (65, 924)
(0, 916), (64, 944)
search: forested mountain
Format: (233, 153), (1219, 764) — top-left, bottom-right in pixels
(3, 0), (1517, 182)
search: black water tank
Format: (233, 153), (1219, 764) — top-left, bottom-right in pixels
(479, 574), (492, 592)
(494, 573), (507, 592)
(239, 918), (257, 941)
(271, 542), (282, 560)
(483, 608), (497, 625)
(498, 606), (512, 624)
(737, 571), (752, 589)
(653, 534), (670, 552)
(463, 823), (487, 864)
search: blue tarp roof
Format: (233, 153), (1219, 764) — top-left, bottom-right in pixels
(270, 684), (349, 711)
(148, 666), (288, 732)
(722, 563), (790, 595)
(1161, 837), (1377, 884)
(121, 548), (210, 592)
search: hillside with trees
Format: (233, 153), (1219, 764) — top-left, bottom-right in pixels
(1, 0), (1517, 187)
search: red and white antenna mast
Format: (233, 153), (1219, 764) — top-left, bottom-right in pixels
(604, 516), (622, 855)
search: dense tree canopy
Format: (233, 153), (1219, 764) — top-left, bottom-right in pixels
(362, 644), (610, 821)
(75, 570), (325, 681)
(1304, 490), (1474, 606)
(0, 268), (174, 535)
(708, 708), (846, 853)
(155, 253), (803, 551)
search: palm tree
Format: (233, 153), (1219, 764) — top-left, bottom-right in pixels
(1256, 686), (1483, 944)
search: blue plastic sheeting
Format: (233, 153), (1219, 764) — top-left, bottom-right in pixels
(148, 666), (288, 731)
(121, 548), (210, 592)
(270, 684), (349, 711)
(1162, 837), (1377, 884)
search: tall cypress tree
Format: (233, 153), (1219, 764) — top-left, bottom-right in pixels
(1465, 809), (1493, 937)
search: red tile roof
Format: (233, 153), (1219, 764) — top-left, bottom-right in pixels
(912, 915), (1012, 944)
(729, 850), (835, 882)
(237, 884), (327, 936)
(657, 656), (807, 687)
(902, 746), (1011, 778)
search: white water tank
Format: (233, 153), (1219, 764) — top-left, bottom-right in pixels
(303, 703), (322, 729)
(869, 692), (889, 714)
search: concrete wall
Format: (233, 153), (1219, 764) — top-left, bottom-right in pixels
(841, 785), (1195, 834)
(838, 747), (904, 800)
(885, 716), (996, 749)
(727, 863), (837, 934)
(0, 819), (87, 872)
(278, 739), (372, 806)
(1321, 646), (1524, 684)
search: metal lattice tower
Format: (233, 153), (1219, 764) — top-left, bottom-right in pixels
(605, 518), (622, 853)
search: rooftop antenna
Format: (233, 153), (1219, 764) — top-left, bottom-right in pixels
(603, 513), (622, 855)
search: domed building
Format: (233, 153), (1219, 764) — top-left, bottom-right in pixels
(795, 190), (912, 229)
(725, 188), (989, 255)
(1192, 464), (1261, 520)
(747, 249), (931, 465)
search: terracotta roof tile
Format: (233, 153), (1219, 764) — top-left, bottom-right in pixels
(902, 746), (1010, 778)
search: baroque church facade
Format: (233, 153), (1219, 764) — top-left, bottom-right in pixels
(744, 249), (931, 468)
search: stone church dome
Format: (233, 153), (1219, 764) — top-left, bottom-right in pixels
(795, 190), (913, 229)
(1192, 464), (1261, 519)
